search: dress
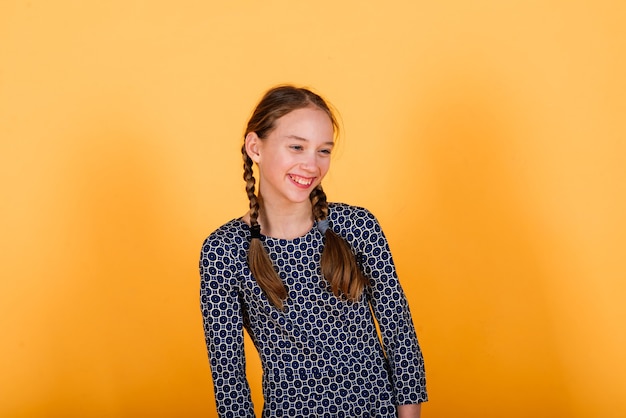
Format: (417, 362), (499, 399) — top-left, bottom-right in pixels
(199, 203), (427, 417)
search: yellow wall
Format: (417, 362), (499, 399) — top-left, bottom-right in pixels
(1, 1), (625, 417)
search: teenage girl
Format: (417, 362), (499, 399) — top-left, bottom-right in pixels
(200, 85), (427, 417)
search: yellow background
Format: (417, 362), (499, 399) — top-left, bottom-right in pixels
(1, 1), (625, 417)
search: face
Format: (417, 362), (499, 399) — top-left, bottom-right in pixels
(245, 106), (335, 209)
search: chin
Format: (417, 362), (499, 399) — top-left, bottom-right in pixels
(287, 192), (315, 204)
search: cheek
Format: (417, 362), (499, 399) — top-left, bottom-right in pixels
(319, 159), (332, 176)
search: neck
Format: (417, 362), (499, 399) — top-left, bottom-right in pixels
(256, 197), (314, 240)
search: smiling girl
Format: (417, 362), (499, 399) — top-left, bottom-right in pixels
(199, 85), (427, 417)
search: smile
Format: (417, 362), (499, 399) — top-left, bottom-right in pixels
(288, 174), (314, 186)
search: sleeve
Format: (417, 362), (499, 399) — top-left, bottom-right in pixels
(355, 209), (428, 405)
(199, 234), (256, 417)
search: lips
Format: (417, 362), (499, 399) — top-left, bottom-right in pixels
(288, 174), (314, 187)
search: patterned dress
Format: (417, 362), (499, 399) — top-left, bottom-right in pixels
(200, 203), (427, 417)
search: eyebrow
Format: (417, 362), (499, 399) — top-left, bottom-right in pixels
(286, 134), (334, 146)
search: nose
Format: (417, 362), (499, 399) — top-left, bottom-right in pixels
(299, 151), (317, 171)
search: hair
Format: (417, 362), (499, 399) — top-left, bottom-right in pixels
(242, 85), (369, 310)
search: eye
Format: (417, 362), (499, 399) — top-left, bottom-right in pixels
(319, 148), (332, 156)
(290, 145), (304, 151)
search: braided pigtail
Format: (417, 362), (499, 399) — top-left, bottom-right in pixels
(242, 145), (287, 310)
(311, 186), (369, 300)
(242, 85), (344, 309)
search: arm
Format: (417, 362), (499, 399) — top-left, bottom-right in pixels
(398, 403), (422, 418)
(200, 235), (255, 418)
(355, 208), (428, 406)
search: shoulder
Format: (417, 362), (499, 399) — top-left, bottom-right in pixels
(328, 202), (378, 225)
(327, 203), (384, 244)
(200, 218), (248, 257)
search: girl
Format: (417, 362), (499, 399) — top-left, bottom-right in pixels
(200, 85), (427, 417)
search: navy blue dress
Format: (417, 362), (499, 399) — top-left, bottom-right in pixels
(200, 203), (427, 417)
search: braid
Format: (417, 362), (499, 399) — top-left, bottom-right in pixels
(242, 144), (260, 224)
(241, 84), (350, 308)
(242, 145), (287, 310)
(310, 185), (328, 221)
(312, 187), (369, 301)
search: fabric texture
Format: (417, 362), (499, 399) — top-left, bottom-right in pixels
(200, 203), (427, 417)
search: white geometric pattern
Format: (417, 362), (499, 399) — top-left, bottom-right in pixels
(200, 203), (427, 417)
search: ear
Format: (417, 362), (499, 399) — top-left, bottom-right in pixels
(245, 132), (262, 163)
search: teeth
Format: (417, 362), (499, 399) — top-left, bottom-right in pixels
(291, 175), (312, 185)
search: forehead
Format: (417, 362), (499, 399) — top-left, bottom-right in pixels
(273, 107), (334, 141)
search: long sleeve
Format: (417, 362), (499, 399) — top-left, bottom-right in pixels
(352, 209), (428, 405)
(199, 234), (255, 417)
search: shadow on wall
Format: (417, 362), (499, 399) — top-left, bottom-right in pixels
(413, 76), (575, 418)
(24, 112), (211, 417)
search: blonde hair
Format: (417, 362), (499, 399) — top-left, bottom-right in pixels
(242, 85), (368, 309)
